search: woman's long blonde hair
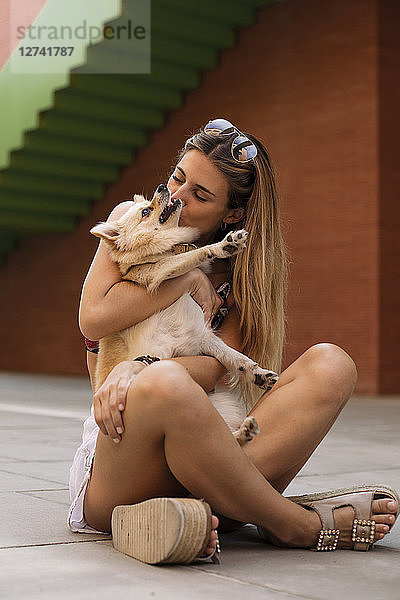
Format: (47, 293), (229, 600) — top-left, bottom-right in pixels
(176, 125), (289, 411)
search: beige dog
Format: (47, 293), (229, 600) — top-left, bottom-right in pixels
(91, 184), (279, 444)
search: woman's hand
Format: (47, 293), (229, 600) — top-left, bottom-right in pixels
(93, 360), (146, 443)
(188, 268), (223, 325)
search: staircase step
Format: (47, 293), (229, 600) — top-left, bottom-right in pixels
(0, 209), (76, 233)
(151, 36), (219, 69)
(39, 111), (148, 146)
(9, 151), (120, 182)
(0, 189), (91, 216)
(151, 7), (234, 48)
(54, 88), (164, 129)
(70, 74), (182, 110)
(240, 0), (275, 6)
(0, 170), (104, 198)
(88, 28), (218, 70)
(24, 131), (133, 165)
(145, 0), (255, 27)
(74, 58), (200, 90)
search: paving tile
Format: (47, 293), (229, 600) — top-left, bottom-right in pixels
(0, 426), (82, 447)
(288, 468), (400, 495)
(0, 371), (92, 412)
(0, 491), (110, 548)
(295, 396), (400, 477)
(213, 524), (400, 600)
(0, 541), (299, 600)
(0, 439), (80, 462)
(297, 438), (400, 477)
(0, 410), (86, 424)
(19, 488), (71, 507)
(0, 426), (81, 442)
(0, 469), (66, 492)
(0, 411), (87, 427)
(0, 461), (71, 486)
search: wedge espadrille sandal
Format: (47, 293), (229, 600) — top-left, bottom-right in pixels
(111, 497), (220, 565)
(258, 484), (399, 551)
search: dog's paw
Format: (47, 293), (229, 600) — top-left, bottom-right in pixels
(219, 230), (248, 257)
(234, 416), (260, 446)
(238, 361), (279, 391)
(253, 366), (279, 391)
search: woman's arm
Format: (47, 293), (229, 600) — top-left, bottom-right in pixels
(79, 201), (221, 340)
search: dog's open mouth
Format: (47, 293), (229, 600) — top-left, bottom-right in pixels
(159, 198), (181, 224)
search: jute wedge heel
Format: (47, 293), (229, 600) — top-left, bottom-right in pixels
(112, 497), (219, 565)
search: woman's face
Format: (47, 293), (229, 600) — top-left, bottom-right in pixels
(167, 150), (239, 246)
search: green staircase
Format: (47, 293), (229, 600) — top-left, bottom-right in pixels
(0, 0), (274, 265)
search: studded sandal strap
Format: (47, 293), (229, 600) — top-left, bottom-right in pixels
(303, 491), (376, 551)
(301, 499), (335, 530)
(301, 499), (339, 551)
(350, 491), (375, 551)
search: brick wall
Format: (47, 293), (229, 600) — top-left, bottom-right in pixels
(0, 0), (397, 393)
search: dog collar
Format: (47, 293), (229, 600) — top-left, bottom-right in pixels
(173, 243), (198, 254)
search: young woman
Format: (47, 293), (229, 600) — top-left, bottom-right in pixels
(68, 118), (398, 562)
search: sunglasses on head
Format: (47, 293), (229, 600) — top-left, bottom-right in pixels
(203, 118), (258, 163)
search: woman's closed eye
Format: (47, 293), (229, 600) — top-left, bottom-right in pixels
(172, 175), (208, 202)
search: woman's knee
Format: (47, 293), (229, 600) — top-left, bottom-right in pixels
(133, 360), (194, 398)
(127, 360), (211, 421)
(302, 343), (358, 399)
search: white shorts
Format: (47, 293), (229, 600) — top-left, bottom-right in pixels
(67, 406), (109, 535)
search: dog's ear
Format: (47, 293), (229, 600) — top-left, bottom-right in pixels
(132, 194), (146, 203)
(90, 221), (119, 242)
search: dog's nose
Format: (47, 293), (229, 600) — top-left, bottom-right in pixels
(157, 183), (167, 193)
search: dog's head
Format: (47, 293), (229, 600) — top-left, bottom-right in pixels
(90, 184), (199, 265)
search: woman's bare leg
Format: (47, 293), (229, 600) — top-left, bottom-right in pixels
(214, 343), (357, 531)
(84, 360), (319, 545)
(243, 343), (357, 491)
(214, 343), (397, 537)
(84, 358), (396, 548)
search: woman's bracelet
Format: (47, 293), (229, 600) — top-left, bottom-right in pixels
(132, 355), (161, 366)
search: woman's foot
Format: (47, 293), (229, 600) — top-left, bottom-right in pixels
(302, 497), (398, 548)
(202, 515), (219, 556)
(259, 490), (398, 550)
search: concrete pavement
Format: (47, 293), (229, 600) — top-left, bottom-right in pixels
(0, 371), (399, 600)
